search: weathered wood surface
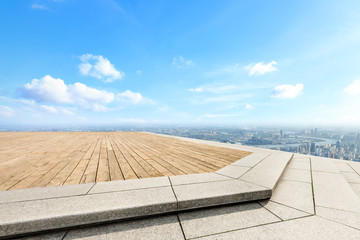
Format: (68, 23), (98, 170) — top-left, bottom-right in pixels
(0, 132), (250, 190)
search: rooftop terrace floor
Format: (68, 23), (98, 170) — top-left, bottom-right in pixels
(0, 132), (250, 191)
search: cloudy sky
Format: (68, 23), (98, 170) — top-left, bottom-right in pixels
(1, 0), (360, 127)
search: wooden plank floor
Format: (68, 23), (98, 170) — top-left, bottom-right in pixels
(0, 132), (251, 191)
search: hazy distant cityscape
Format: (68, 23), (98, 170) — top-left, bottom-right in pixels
(153, 127), (360, 162)
(1, 125), (360, 162)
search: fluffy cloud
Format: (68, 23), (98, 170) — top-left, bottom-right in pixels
(79, 54), (124, 82)
(245, 61), (278, 76)
(117, 90), (143, 104)
(272, 83), (304, 99)
(0, 106), (15, 117)
(20, 75), (114, 110)
(172, 56), (194, 68)
(344, 79), (360, 95)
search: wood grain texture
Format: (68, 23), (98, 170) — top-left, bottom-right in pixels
(0, 132), (251, 190)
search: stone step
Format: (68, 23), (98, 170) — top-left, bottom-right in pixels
(0, 146), (295, 238)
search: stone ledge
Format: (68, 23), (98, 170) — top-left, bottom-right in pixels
(0, 139), (294, 238)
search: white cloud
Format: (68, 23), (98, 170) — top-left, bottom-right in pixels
(31, 4), (48, 10)
(172, 56), (194, 68)
(117, 90), (143, 104)
(344, 79), (360, 95)
(0, 106), (15, 117)
(40, 105), (58, 114)
(245, 61), (278, 76)
(188, 87), (203, 92)
(272, 83), (304, 99)
(136, 70), (142, 75)
(245, 104), (253, 109)
(79, 54), (124, 82)
(69, 82), (114, 104)
(22, 75), (71, 103)
(20, 75), (114, 109)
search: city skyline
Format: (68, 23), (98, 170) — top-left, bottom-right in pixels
(1, 0), (360, 127)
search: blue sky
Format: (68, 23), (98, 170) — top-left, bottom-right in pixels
(1, 0), (360, 127)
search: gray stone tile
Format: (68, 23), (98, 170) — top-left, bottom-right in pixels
(271, 180), (314, 214)
(258, 200), (311, 220)
(231, 152), (270, 167)
(0, 187), (177, 237)
(89, 177), (171, 194)
(64, 215), (183, 240)
(282, 168), (311, 183)
(288, 159), (310, 170)
(215, 165), (250, 178)
(240, 152), (293, 189)
(89, 177), (170, 194)
(169, 173), (230, 186)
(342, 172), (360, 183)
(316, 206), (360, 230)
(173, 179), (271, 210)
(350, 183), (360, 199)
(0, 183), (94, 204)
(312, 171), (360, 213)
(200, 216), (360, 240)
(311, 157), (340, 173)
(12, 231), (67, 240)
(179, 202), (280, 239)
(292, 154), (311, 161)
(349, 161), (360, 175)
(335, 161), (354, 172)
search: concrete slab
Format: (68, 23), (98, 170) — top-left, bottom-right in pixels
(311, 157), (340, 173)
(349, 161), (360, 175)
(231, 152), (270, 167)
(292, 154), (311, 161)
(89, 177), (170, 194)
(342, 172), (360, 184)
(240, 152), (293, 189)
(173, 179), (271, 210)
(335, 161), (354, 172)
(0, 183), (94, 204)
(169, 172), (230, 186)
(350, 183), (360, 199)
(271, 180), (314, 214)
(281, 168), (311, 183)
(287, 159), (310, 170)
(312, 171), (360, 213)
(200, 216), (360, 240)
(316, 206), (360, 230)
(215, 165), (250, 178)
(258, 199), (311, 220)
(12, 231), (67, 240)
(178, 202), (279, 239)
(64, 215), (184, 240)
(0, 187), (177, 238)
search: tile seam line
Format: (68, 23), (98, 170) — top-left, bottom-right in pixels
(168, 176), (186, 240)
(309, 157), (317, 215)
(257, 202), (284, 221)
(269, 199), (315, 215)
(347, 163), (360, 176)
(0, 185), (171, 205)
(168, 176), (179, 210)
(235, 152), (272, 179)
(315, 214), (360, 232)
(315, 204), (360, 214)
(187, 215), (313, 240)
(2, 176), (256, 204)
